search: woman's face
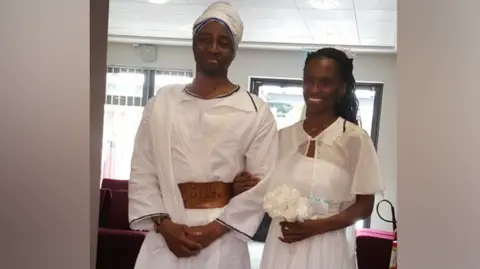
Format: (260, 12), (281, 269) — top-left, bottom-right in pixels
(303, 57), (346, 115)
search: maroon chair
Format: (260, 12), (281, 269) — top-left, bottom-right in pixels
(96, 178), (147, 269)
(97, 228), (146, 269)
(356, 229), (394, 269)
(98, 188), (112, 227)
(101, 178), (128, 192)
(101, 178), (130, 230)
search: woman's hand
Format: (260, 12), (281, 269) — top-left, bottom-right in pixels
(232, 172), (260, 196)
(278, 219), (329, 244)
(278, 195), (376, 244)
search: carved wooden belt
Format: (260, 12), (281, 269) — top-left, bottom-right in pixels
(178, 181), (233, 209)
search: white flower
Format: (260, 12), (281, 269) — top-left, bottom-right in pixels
(295, 197), (312, 222)
(283, 199), (298, 222)
(263, 184), (313, 222)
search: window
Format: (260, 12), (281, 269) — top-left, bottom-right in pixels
(154, 69), (193, 95)
(101, 67), (193, 180)
(249, 76), (383, 229)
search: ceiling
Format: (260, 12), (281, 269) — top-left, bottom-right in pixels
(108, 0), (397, 52)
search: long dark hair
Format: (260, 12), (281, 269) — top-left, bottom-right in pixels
(304, 48), (359, 125)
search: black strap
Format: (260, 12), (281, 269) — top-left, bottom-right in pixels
(343, 119), (347, 132)
(246, 91), (258, 112)
(184, 85), (241, 99)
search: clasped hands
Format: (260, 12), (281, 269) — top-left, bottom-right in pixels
(156, 172), (260, 258)
(235, 172), (329, 244)
(156, 219), (229, 258)
(278, 219), (329, 244)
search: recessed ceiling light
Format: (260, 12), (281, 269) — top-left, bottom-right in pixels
(147, 0), (170, 4)
(308, 0), (340, 9)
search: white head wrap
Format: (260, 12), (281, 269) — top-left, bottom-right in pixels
(193, 1), (244, 55)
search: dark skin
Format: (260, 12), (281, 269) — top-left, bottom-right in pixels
(155, 219), (202, 258)
(155, 21), (238, 258)
(233, 57), (375, 244)
(190, 20), (237, 99)
(232, 172), (260, 195)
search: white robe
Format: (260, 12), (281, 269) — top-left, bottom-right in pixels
(260, 118), (385, 269)
(128, 84), (279, 269)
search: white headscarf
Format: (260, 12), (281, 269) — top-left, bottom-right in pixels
(193, 1), (244, 56)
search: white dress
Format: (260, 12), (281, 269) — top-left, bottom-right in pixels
(260, 118), (385, 269)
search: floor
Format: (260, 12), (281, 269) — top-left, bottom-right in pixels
(248, 242), (265, 269)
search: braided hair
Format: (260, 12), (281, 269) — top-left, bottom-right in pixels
(304, 48), (359, 125)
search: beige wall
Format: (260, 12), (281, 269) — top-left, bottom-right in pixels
(107, 43), (397, 231)
(397, 0), (480, 267)
(0, 0), (108, 268)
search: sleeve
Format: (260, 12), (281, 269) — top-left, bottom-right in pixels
(128, 96), (167, 231)
(216, 106), (279, 241)
(346, 130), (385, 195)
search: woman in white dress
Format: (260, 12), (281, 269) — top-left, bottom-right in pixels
(237, 47), (385, 269)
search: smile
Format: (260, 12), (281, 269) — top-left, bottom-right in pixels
(308, 97), (323, 103)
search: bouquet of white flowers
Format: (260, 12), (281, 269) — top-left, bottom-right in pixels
(263, 184), (313, 222)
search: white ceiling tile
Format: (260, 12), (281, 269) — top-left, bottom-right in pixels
(110, 2), (206, 17)
(109, 20), (193, 38)
(300, 9), (356, 21)
(109, 2), (202, 38)
(243, 18), (308, 34)
(185, 0), (297, 9)
(245, 32), (309, 42)
(357, 21), (396, 46)
(108, 0), (396, 48)
(353, 0), (396, 10)
(300, 9), (358, 45)
(295, 0), (354, 10)
(243, 32), (314, 44)
(237, 7), (303, 20)
(355, 10), (396, 22)
(109, 28), (191, 39)
(305, 20), (359, 45)
(243, 19), (311, 44)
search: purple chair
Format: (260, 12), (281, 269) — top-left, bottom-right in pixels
(96, 178), (147, 269)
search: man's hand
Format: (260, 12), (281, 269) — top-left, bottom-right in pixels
(157, 219), (203, 258)
(232, 172), (260, 196)
(185, 221), (229, 248)
(278, 219), (329, 244)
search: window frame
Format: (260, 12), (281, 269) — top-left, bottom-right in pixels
(105, 66), (194, 107)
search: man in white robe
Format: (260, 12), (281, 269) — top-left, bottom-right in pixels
(128, 2), (279, 269)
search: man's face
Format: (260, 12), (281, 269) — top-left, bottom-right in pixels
(193, 21), (235, 77)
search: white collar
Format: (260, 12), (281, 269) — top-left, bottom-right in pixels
(176, 87), (258, 113)
(294, 117), (346, 146)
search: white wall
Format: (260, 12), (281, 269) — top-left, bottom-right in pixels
(0, 0), (108, 268)
(107, 43), (397, 231)
(398, 0), (480, 267)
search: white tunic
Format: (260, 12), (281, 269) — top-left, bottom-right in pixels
(128, 84), (279, 269)
(260, 118), (385, 269)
